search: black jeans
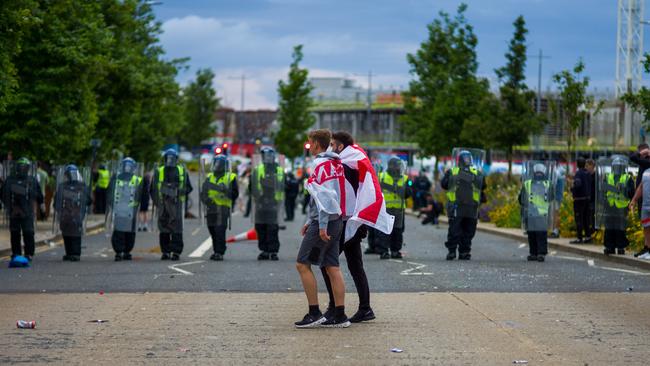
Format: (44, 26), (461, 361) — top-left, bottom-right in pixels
(10, 218), (35, 257)
(208, 225), (227, 255)
(366, 228), (378, 253)
(285, 197), (296, 221)
(375, 226), (404, 254)
(63, 236), (82, 256)
(159, 233), (183, 254)
(321, 224), (371, 311)
(445, 216), (478, 254)
(112, 231), (136, 254)
(255, 223), (280, 253)
(604, 229), (629, 250)
(527, 231), (548, 256)
(573, 199), (592, 240)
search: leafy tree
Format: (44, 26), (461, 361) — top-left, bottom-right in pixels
(491, 15), (541, 178)
(623, 54), (650, 130)
(551, 60), (601, 163)
(402, 3), (491, 158)
(179, 68), (220, 148)
(275, 45), (315, 159)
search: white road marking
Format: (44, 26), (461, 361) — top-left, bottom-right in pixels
(188, 237), (212, 258)
(596, 266), (650, 276)
(518, 243), (527, 248)
(389, 259), (433, 275)
(168, 260), (204, 276)
(552, 255), (586, 262)
(587, 259), (595, 267)
(191, 227), (201, 236)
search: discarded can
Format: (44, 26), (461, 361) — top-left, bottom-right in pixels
(16, 320), (36, 329)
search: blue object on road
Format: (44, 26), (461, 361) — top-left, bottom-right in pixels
(9, 255), (30, 268)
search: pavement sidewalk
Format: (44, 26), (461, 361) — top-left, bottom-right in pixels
(0, 214), (105, 258)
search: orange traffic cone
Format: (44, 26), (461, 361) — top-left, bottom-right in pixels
(227, 227), (257, 243)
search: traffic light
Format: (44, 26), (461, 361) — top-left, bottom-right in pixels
(303, 142), (311, 157)
(221, 142), (229, 156)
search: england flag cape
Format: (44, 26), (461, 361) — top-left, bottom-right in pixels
(339, 145), (395, 241)
(305, 152), (346, 218)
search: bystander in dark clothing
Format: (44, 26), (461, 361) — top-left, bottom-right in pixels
(284, 172), (300, 221)
(571, 158), (592, 244)
(413, 171), (432, 210)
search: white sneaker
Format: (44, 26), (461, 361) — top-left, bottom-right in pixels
(638, 252), (650, 260)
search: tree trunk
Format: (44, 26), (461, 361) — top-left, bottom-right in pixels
(507, 146), (513, 182)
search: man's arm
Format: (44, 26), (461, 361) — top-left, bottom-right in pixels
(630, 152), (650, 169)
(631, 183), (643, 209)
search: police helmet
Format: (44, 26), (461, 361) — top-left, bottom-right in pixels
(163, 149), (178, 167)
(457, 150), (473, 168)
(121, 157), (136, 174)
(64, 164), (80, 182)
(532, 163), (547, 179)
(15, 157), (31, 177)
(260, 146), (276, 164)
(387, 157), (403, 176)
(612, 157), (627, 175)
(212, 155), (228, 173)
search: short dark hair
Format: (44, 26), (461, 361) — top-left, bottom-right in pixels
(638, 143), (649, 151)
(308, 129), (331, 150)
(585, 158), (595, 167)
(576, 157), (586, 169)
(332, 131), (354, 148)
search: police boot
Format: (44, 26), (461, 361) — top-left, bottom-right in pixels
(161, 253), (171, 260)
(446, 249), (456, 261)
(458, 253), (471, 260)
(122, 253), (132, 260)
(603, 248), (615, 256)
(171, 253), (180, 261)
(617, 248), (626, 255)
(115, 253), (123, 262)
(210, 253), (224, 261)
(527, 255), (537, 261)
(270, 253), (279, 261)
(537, 255), (545, 262)
(390, 251), (403, 259)
(379, 252), (390, 260)
(258, 252), (270, 260)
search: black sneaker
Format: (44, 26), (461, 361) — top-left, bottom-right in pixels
(161, 253), (170, 260)
(379, 252), (390, 260)
(137, 227), (142, 232)
(446, 251), (456, 260)
(210, 253), (224, 261)
(603, 248), (615, 256)
(527, 255), (537, 261)
(320, 314), (351, 328)
(294, 313), (324, 328)
(582, 237), (593, 244)
(349, 308), (375, 323)
(258, 252), (270, 260)
(62, 255), (72, 261)
(171, 253), (180, 261)
(69, 256), (80, 262)
(143, 227), (148, 232)
(537, 255), (545, 262)
(634, 247), (650, 257)
(115, 253), (123, 262)
(390, 251), (403, 259)
(458, 253), (471, 260)
(322, 307), (335, 321)
(25, 255), (33, 262)
(270, 253), (279, 261)
(123, 253), (132, 260)
(569, 239), (583, 244)
(617, 248), (626, 255)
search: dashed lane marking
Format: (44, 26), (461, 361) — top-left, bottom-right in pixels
(188, 237), (212, 258)
(191, 227), (201, 236)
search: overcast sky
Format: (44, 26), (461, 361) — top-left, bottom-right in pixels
(154, 0), (627, 109)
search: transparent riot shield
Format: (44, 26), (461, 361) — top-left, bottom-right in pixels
(521, 161), (557, 232)
(197, 157), (209, 226)
(105, 162), (144, 235)
(447, 147), (486, 218)
(1, 160), (38, 229)
(200, 156), (235, 228)
(381, 157), (408, 229)
(151, 163), (186, 234)
(53, 165), (91, 236)
(595, 155), (631, 231)
(251, 153), (285, 225)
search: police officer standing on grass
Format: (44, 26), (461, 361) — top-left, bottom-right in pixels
(106, 157), (143, 261)
(151, 149), (192, 261)
(1, 157), (43, 261)
(200, 155), (238, 261)
(441, 149), (487, 260)
(376, 157), (411, 260)
(93, 163), (110, 214)
(251, 147), (284, 261)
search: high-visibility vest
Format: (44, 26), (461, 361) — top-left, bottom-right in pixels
(115, 174), (142, 208)
(605, 173), (631, 209)
(96, 169), (110, 189)
(446, 167), (480, 204)
(524, 179), (550, 216)
(255, 164), (284, 202)
(206, 172), (237, 207)
(157, 165), (186, 202)
(379, 172), (407, 209)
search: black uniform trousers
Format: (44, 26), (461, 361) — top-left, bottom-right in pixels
(604, 229), (629, 250)
(94, 188), (107, 214)
(208, 225), (227, 255)
(10, 218), (35, 257)
(255, 223), (280, 253)
(445, 216), (478, 254)
(159, 233), (183, 254)
(527, 231), (548, 256)
(112, 231), (136, 254)
(285, 197), (297, 221)
(375, 226), (404, 254)
(366, 228), (377, 253)
(321, 224), (371, 311)
(63, 236), (82, 256)
(573, 199), (592, 240)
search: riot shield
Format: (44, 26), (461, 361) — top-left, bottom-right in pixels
(151, 163), (186, 234)
(521, 161), (557, 232)
(380, 157), (407, 229)
(251, 153), (285, 225)
(595, 155), (631, 231)
(1, 160), (38, 229)
(53, 165), (91, 237)
(451, 147), (486, 173)
(200, 156), (234, 228)
(198, 157), (209, 226)
(105, 162), (144, 235)
(447, 147), (486, 218)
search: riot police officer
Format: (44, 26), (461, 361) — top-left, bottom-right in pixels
(441, 149), (487, 260)
(107, 157), (143, 261)
(519, 162), (555, 262)
(376, 157), (411, 259)
(151, 149), (193, 261)
(200, 155), (239, 261)
(597, 156), (636, 255)
(251, 147), (284, 260)
(54, 164), (92, 261)
(1, 157), (43, 260)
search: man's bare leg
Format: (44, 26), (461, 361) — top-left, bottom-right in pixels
(325, 266), (345, 306)
(296, 263), (318, 305)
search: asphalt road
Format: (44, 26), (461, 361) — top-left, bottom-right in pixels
(2, 208), (650, 293)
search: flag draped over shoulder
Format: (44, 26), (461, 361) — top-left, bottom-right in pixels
(339, 145), (394, 241)
(306, 153), (346, 217)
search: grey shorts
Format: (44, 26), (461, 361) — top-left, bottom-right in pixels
(642, 209), (650, 228)
(297, 218), (343, 268)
